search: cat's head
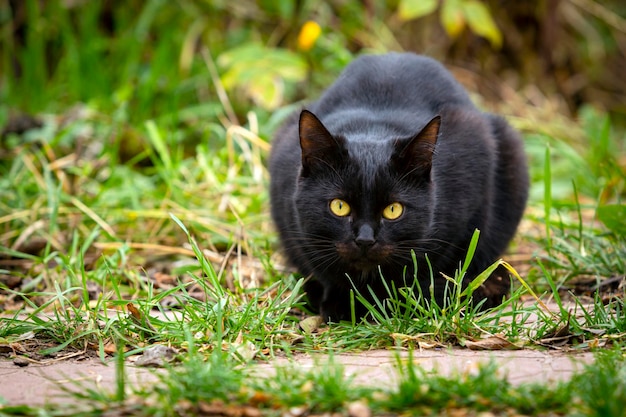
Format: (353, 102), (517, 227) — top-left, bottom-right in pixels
(294, 110), (441, 276)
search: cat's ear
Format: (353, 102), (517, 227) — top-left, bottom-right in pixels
(393, 115), (440, 178)
(299, 110), (344, 176)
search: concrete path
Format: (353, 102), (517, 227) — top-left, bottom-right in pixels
(0, 348), (594, 407)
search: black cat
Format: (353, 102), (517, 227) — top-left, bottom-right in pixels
(269, 53), (529, 322)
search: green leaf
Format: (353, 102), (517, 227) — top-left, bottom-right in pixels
(218, 43), (306, 110)
(461, 259), (503, 298)
(441, 0), (466, 39)
(398, 0), (438, 21)
(461, 0), (502, 48)
(597, 204), (626, 236)
(248, 74), (282, 110)
(145, 120), (172, 173)
(460, 229), (481, 276)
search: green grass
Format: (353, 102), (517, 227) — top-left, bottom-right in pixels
(1, 1), (626, 415)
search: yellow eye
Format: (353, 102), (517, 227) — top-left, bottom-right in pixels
(383, 202), (404, 220)
(329, 199), (351, 217)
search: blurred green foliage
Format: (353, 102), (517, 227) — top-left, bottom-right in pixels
(0, 0), (624, 210)
(399, 0), (502, 48)
(2, 0), (625, 120)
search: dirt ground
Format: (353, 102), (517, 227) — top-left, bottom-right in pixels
(0, 348), (594, 407)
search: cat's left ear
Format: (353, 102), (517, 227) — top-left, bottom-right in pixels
(393, 115), (440, 178)
(299, 110), (344, 176)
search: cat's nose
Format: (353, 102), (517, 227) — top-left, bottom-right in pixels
(355, 224), (376, 248)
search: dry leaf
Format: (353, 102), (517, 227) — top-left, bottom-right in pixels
(126, 303), (142, 320)
(540, 319), (573, 347)
(152, 271), (177, 288)
(465, 335), (522, 350)
(135, 345), (178, 367)
(127, 303), (158, 333)
(197, 400), (262, 417)
(390, 332), (442, 349)
(223, 332), (258, 362)
(284, 406), (309, 417)
(248, 391), (273, 407)
(299, 316), (324, 334)
(103, 341), (127, 355)
(347, 400), (371, 417)
(275, 332), (305, 346)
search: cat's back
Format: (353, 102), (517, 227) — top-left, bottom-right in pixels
(310, 52), (474, 117)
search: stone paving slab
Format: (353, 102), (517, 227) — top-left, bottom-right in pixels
(0, 349), (594, 407)
(0, 357), (158, 406)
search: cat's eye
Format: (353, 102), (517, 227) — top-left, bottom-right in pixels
(382, 202), (404, 220)
(329, 199), (351, 217)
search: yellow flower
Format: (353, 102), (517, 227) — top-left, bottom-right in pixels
(297, 21), (321, 51)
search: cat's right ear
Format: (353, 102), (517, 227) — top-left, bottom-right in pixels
(393, 115), (441, 179)
(299, 110), (343, 176)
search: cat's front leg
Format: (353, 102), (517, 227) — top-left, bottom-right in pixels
(303, 277), (324, 313)
(319, 285), (353, 323)
(303, 277), (352, 322)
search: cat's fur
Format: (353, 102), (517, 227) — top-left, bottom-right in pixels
(269, 53), (529, 322)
